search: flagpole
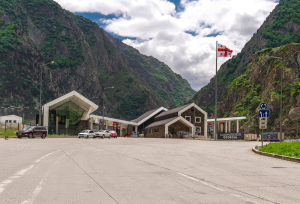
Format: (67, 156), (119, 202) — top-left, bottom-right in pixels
(215, 41), (218, 140)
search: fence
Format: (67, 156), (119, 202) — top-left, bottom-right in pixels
(47, 125), (83, 136)
(0, 122), (31, 131)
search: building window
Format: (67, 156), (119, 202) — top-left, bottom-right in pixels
(150, 129), (153, 133)
(195, 117), (201, 123)
(5, 120), (8, 123)
(185, 116), (191, 122)
(196, 127), (201, 133)
(9, 120), (12, 123)
(13, 120), (16, 123)
(154, 128), (159, 132)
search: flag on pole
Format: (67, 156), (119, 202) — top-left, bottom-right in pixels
(217, 43), (233, 57)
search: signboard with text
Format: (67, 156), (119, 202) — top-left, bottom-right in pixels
(218, 133), (244, 140)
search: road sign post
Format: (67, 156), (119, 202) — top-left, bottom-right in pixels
(259, 103), (270, 147)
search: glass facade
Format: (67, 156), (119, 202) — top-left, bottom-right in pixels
(48, 101), (86, 135)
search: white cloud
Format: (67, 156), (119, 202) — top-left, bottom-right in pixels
(54, 0), (278, 90)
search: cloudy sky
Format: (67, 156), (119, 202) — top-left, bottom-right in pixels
(54, 0), (279, 91)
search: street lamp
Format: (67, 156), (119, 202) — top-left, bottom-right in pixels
(39, 61), (55, 126)
(245, 96), (257, 139)
(102, 86), (114, 130)
(266, 55), (283, 141)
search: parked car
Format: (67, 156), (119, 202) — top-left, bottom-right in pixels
(78, 130), (95, 139)
(95, 130), (111, 139)
(109, 130), (118, 138)
(16, 126), (47, 139)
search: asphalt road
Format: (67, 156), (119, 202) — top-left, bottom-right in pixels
(0, 138), (299, 204)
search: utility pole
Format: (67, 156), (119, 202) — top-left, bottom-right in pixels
(102, 86), (114, 130)
(39, 61), (54, 126)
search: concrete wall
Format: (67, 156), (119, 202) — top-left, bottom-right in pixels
(0, 115), (22, 124)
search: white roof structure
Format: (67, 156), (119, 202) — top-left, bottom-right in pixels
(207, 117), (246, 122)
(90, 115), (138, 126)
(42, 91), (99, 127)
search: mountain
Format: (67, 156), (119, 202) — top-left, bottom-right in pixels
(219, 43), (300, 135)
(191, 0), (300, 116)
(0, 0), (195, 120)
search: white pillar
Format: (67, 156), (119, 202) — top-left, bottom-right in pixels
(229, 121), (231, 133)
(237, 120), (239, 133)
(225, 121), (228, 133)
(105, 121), (108, 130)
(135, 125), (138, 134)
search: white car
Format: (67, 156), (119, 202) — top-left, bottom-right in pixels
(78, 130), (95, 139)
(95, 130), (111, 139)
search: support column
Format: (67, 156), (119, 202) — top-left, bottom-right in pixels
(120, 123), (123, 137)
(229, 121), (231, 133)
(135, 125), (138, 134)
(225, 121), (228, 133)
(89, 118), (93, 130)
(237, 120), (239, 133)
(105, 120), (108, 130)
(56, 115), (58, 134)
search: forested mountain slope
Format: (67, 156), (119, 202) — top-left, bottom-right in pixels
(0, 0), (195, 120)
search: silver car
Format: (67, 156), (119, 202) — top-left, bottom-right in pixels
(95, 130), (111, 139)
(78, 130), (95, 139)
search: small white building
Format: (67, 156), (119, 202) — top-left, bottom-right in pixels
(0, 115), (23, 124)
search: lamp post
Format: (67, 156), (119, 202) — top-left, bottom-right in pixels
(246, 96), (257, 139)
(102, 86), (114, 130)
(39, 61), (54, 126)
(88, 97), (98, 130)
(266, 55), (283, 141)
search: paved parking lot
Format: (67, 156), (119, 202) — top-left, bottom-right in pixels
(0, 138), (299, 204)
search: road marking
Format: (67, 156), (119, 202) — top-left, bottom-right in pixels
(0, 150), (59, 195)
(231, 194), (261, 204)
(21, 173), (48, 204)
(35, 150), (60, 162)
(177, 172), (225, 192)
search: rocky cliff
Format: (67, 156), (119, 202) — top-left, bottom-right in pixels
(220, 43), (300, 135)
(191, 0), (300, 117)
(0, 0), (195, 120)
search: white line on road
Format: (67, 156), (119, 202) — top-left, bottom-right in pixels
(21, 173), (48, 204)
(177, 172), (225, 192)
(231, 194), (261, 204)
(35, 150), (60, 162)
(178, 173), (262, 203)
(0, 150), (60, 195)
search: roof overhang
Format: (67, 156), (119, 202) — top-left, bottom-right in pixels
(207, 117), (246, 122)
(42, 91), (98, 117)
(90, 115), (138, 126)
(178, 103), (207, 117)
(136, 107), (168, 126)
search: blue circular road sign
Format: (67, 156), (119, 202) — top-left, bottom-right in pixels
(260, 102), (268, 110)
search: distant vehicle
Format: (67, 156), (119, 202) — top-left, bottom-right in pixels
(109, 130), (117, 138)
(78, 130), (95, 139)
(95, 130), (111, 139)
(16, 126), (47, 139)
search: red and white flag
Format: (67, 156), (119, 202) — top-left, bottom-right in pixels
(217, 43), (233, 57)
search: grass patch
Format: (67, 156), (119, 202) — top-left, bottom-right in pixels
(259, 141), (300, 158)
(0, 128), (17, 136)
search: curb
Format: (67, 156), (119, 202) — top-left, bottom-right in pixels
(252, 147), (300, 163)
